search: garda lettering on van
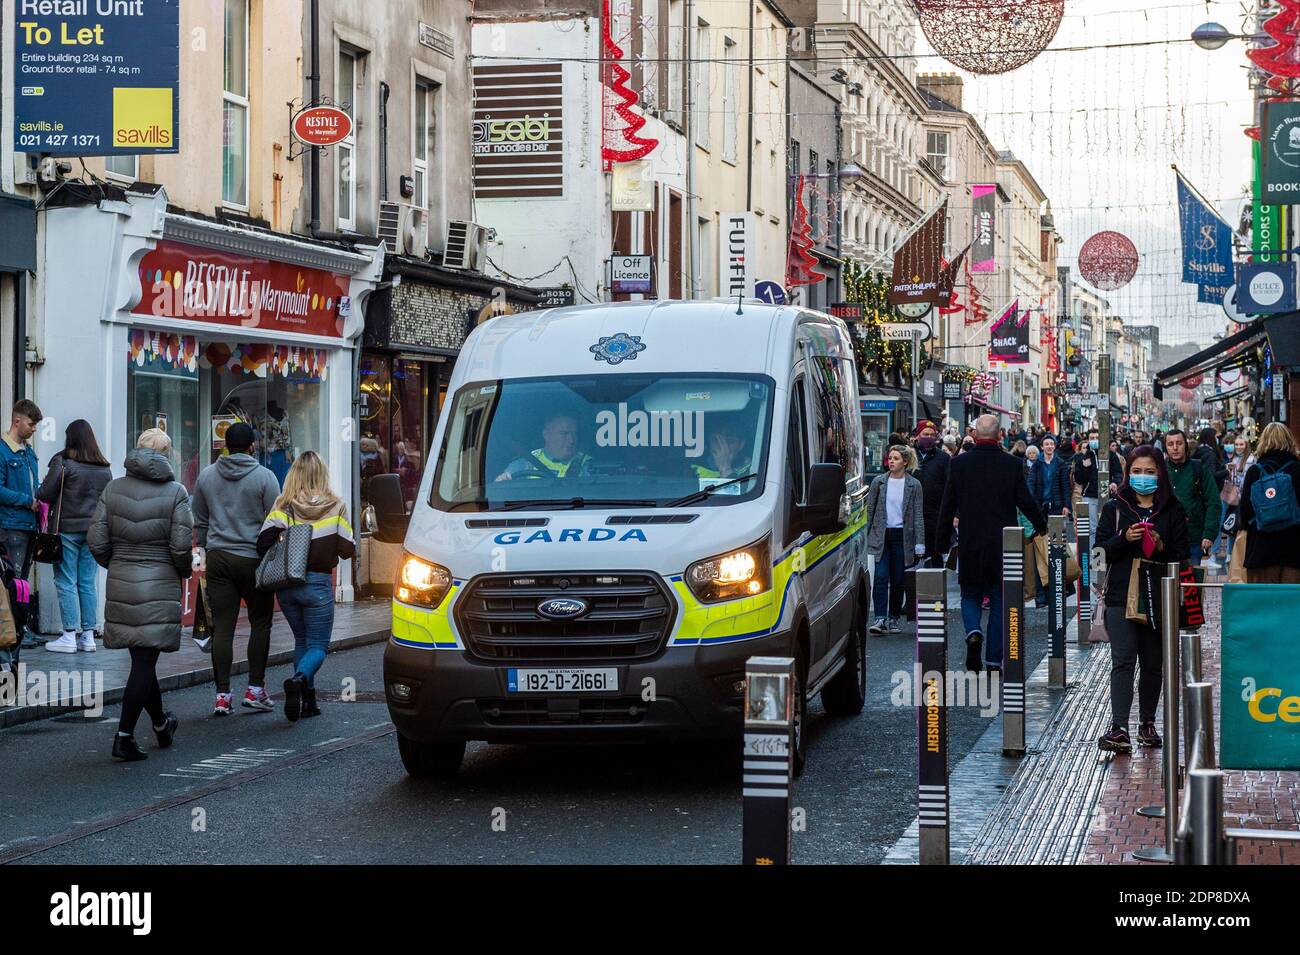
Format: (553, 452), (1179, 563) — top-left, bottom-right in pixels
(494, 528), (649, 544)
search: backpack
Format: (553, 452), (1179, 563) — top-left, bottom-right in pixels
(1250, 459), (1300, 532)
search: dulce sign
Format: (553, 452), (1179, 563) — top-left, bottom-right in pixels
(133, 241), (350, 337)
(292, 105), (352, 147)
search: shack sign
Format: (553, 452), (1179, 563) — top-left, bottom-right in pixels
(293, 105), (352, 147)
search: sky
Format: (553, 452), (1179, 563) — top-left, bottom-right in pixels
(913, 0), (1255, 347)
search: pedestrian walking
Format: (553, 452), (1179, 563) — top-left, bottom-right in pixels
(0, 399), (42, 666)
(901, 420), (948, 621)
(191, 422), (281, 717)
(1070, 427), (1125, 507)
(1236, 423), (1300, 584)
(1219, 434), (1254, 563)
(37, 420), (112, 654)
(935, 415), (1045, 673)
(865, 446), (925, 635)
(257, 451), (354, 722)
(1162, 429), (1219, 568)
(1194, 427), (1228, 492)
(1095, 445), (1190, 753)
(87, 429), (192, 761)
(1030, 434), (1072, 517)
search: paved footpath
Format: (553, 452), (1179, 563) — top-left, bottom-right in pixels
(1080, 587), (1300, 865)
(0, 600), (391, 728)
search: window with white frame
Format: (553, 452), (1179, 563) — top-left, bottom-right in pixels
(926, 129), (949, 180)
(337, 46), (361, 231)
(222, 0), (249, 207)
(105, 154), (138, 181)
(722, 36), (738, 163)
(413, 79), (435, 210)
(693, 19), (710, 148)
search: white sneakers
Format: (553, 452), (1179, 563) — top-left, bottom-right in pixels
(44, 630), (97, 653)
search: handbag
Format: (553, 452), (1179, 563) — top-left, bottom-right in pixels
(1228, 530), (1248, 584)
(1221, 506), (1238, 536)
(32, 469), (65, 565)
(191, 577), (214, 653)
(254, 506), (312, 592)
(1125, 559), (1157, 625)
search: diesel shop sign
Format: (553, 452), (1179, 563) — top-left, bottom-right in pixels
(1238, 260), (1297, 315)
(719, 212), (756, 298)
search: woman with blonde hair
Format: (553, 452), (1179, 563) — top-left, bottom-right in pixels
(89, 428), (193, 761)
(256, 450), (354, 721)
(1236, 422), (1300, 583)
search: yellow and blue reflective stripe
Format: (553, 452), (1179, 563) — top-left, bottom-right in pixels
(390, 580), (465, 650)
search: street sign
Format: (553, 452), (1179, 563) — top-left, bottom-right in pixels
(881, 322), (930, 341)
(535, 287), (576, 308)
(754, 281), (786, 304)
(1222, 283), (1251, 325)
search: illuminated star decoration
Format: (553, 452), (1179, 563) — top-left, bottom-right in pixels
(601, 0), (659, 169)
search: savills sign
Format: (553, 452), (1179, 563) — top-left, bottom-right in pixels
(720, 212), (756, 298)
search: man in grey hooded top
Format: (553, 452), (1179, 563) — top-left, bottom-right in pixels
(191, 422), (281, 716)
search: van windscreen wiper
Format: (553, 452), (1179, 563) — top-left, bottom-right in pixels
(665, 473), (758, 508)
(498, 497), (659, 511)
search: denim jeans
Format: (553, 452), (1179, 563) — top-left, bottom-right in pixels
(872, 528), (906, 618)
(0, 528), (32, 666)
(54, 532), (97, 632)
(960, 585), (1004, 667)
(277, 572), (335, 687)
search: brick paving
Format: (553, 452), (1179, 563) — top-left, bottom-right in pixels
(1080, 587), (1300, 864)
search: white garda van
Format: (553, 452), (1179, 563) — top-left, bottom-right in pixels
(372, 299), (870, 778)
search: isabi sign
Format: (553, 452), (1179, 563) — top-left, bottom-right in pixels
(292, 105), (352, 147)
(134, 241), (350, 337)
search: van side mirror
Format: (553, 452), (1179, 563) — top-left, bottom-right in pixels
(802, 463), (847, 537)
(368, 474), (410, 544)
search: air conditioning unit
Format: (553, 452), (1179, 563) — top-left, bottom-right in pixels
(377, 201), (428, 258)
(443, 219), (486, 271)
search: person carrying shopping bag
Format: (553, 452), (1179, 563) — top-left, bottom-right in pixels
(256, 451), (354, 722)
(38, 420), (112, 653)
(865, 446), (926, 636)
(1236, 422), (1300, 584)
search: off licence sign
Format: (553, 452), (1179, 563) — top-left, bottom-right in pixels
(292, 105), (352, 147)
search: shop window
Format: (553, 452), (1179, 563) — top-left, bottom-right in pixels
(359, 354), (435, 515)
(223, 0), (249, 208)
(337, 46), (361, 232)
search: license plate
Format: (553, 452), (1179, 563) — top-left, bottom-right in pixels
(507, 667), (618, 693)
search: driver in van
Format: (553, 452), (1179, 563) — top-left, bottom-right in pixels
(691, 424), (750, 480)
(496, 413), (592, 481)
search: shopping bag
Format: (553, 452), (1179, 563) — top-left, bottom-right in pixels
(1220, 584), (1300, 768)
(191, 577), (213, 653)
(1228, 531), (1248, 584)
(0, 585), (16, 650)
(1064, 544), (1081, 588)
(1125, 560), (1159, 626)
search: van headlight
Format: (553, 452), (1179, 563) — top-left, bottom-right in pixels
(685, 538), (771, 603)
(396, 553), (453, 608)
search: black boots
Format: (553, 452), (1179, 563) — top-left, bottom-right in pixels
(283, 673), (307, 722)
(302, 686), (321, 718)
(154, 712), (179, 748)
(112, 734), (147, 761)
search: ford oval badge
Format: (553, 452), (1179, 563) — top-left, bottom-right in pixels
(537, 597), (590, 620)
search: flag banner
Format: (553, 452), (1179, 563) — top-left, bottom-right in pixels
(888, 200), (948, 306)
(988, 300), (1028, 364)
(1197, 277), (1233, 305)
(1176, 171), (1235, 289)
(971, 184), (997, 273)
(1221, 584), (1300, 769)
(937, 242), (972, 305)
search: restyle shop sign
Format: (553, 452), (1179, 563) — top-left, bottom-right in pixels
(14, 0), (180, 155)
(1237, 261), (1297, 315)
(720, 212), (756, 298)
(1262, 101), (1300, 202)
(292, 105), (352, 147)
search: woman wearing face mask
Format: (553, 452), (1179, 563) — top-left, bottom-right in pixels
(1095, 446), (1190, 754)
(1216, 434), (1254, 564)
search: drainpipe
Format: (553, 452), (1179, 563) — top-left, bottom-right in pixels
(745, 0), (754, 211)
(14, 271), (26, 402)
(379, 81), (390, 202)
(685, 0), (696, 298)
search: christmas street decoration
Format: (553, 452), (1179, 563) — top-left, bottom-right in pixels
(915, 0), (1065, 76)
(1078, 230), (1139, 291)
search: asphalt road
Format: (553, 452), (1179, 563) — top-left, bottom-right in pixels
(0, 593), (1054, 864)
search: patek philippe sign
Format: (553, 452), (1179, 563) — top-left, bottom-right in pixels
(1237, 261), (1297, 315)
(1262, 101), (1300, 201)
(719, 212), (756, 298)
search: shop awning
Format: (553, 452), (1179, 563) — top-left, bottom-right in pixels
(1202, 383), (1251, 404)
(1153, 322), (1268, 399)
(859, 386), (943, 422)
(968, 394), (1020, 418)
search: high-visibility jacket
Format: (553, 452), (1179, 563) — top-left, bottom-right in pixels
(515, 448), (591, 479)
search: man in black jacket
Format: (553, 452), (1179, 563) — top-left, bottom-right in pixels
(1070, 427), (1125, 502)
(935, 415), (1046, 672)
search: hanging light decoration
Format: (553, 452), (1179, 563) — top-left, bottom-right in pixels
(1077, 231), (1139, 291)
(914, 0), (1065, 76)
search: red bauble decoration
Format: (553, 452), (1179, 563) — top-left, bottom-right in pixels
(204, 342), (231, 368)
(1078, 231), (1139, 291)
(1182, 373), (1204, 389)
(915, 0), (1065, 76)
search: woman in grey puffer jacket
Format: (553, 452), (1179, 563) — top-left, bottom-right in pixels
(88, 428), (193, 762)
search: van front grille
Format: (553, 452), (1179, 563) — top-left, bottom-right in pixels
(454, 572), (674, 662)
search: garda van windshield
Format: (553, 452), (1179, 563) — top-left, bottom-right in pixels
(431, 373), (774, 511)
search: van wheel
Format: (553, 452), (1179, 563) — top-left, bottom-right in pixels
(792, 642), (808, 778)
(822, 592), (867, 716)
(397, 733), (465, 779)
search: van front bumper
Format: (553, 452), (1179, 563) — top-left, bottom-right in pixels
(383, 632), (796, 744)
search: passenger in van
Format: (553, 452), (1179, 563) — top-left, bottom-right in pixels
(495, 413), (592, 481)
(691, 424), (751, 480)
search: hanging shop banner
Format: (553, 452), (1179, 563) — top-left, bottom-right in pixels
(472, 62), (563, 200)
(888, 199), (948, 307)
(937, 242), (971, 305)
(970, 184), (997, 273)
(1221, 584), (1300, 769)
(1253, 140), (1286, 264)
(1262, 100), (1300, 202)
(133, 241), (350, 338)
(610, 159), (654, 212)
(1237, 260), (1297, 315)
(610, 254), (653, 295)
(14, 0), (180, 155)
(988, 300), (1028, 365)
(719, 212), (756, 298)
(1175, 171), (1235, 299)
